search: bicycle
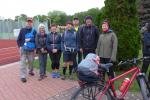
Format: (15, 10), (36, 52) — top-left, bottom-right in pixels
(71, 57), (150, 100)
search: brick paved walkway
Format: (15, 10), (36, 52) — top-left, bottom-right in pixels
(0, 62), (78, 100)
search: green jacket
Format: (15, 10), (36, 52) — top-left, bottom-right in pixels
(96, 30), (118, 61)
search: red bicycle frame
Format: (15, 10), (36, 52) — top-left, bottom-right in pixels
(98, 66), (141, 100)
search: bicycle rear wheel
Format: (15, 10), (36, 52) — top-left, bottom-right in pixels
(70, 83), (112, 100)
(139, 77), (150, 100)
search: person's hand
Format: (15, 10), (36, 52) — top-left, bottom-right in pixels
(93, 56), (100, 64)
(52, 49), (57, 53)
(25, 38), (30, 42)
(20, 47), (22, 50)
(19, 47), (22, 55)
(80, 48), (83, 53)
(33, 50), (37, 56)
(40, 48), (44, 52)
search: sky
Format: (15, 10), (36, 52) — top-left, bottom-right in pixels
(0, 0), (105, 19)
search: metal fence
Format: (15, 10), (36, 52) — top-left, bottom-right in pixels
(0, 20), (49, 40)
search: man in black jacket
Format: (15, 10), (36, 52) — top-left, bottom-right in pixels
(17, 17), (36, 83)
(79, 16), (99, 58)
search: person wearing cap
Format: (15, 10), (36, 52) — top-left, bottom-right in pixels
(61, 21), (79, 80)
(35, 23), (48, 81)
(79, 15), (99, 58)
(17, 17), (37, 83)
(46, 24), (61, 78)
(72, 17), (82, 72)
(96, 20), (118, 79)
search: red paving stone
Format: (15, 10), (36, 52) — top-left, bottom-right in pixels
(0, 62), (78, 100)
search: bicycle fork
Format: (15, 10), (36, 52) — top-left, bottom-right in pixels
(137, 73), (150, 96)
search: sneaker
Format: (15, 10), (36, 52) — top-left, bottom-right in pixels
(51, 72), (56, 78)
(29, 72), (35, 76)
(44, 74), (47, 78)
(21, 78), (27, 83)
(61, 75), (66, 80)
(38, 76), (44, 81)
(56, 73), (60, 78)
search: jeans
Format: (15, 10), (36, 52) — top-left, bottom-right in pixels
(38, 53), (47, 76)
(20, 48), (34, 78)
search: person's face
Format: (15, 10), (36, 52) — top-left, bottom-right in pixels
(39, 27), (45, 33)
(51, 26), (57, 33)
(26, 20), (33, 27)
(66, 24), (73, 30)
(86, 19), (92, 26)
(102, 23), (109, 32)
(73, 20), (79, 26)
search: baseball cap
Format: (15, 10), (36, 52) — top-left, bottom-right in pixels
(27, 17), (33, 22)
(85, 15), (93, 21)
(73, 17), (79, 20)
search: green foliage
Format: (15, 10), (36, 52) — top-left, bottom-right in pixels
(15, 14), (28, 21)
(33, 15), (48, 22)
(48, 10), (67, 25)
(74, 8), (101, 26)
(101, 0), (141, 61)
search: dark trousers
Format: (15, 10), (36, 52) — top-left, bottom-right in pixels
(100, 57), (115, 79)
(73, 53), (77, 72)
(49, 51), (61, 70)
(39, 53), (47, 76)
(77, 51), (82, 63)
(142, 57), (150, 80)
(83, 49), (95, 58)
(73, 51), (82, 73)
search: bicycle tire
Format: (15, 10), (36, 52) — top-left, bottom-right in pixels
(139, 77), (150, 100)
(70, 83), (113, 100)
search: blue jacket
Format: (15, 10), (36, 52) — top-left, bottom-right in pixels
(61, 29), (79, 52)
(46, 32), (61, 52)
(17, 27), (36, 47)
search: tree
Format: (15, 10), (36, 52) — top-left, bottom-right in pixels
(48, 10), (67, 25)
(102, 0), (140, 61)
(15, 14), (27, 21)
(33, 15), (48, 22)
(74, 8), (101, 26)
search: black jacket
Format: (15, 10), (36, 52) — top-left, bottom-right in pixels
(79, 25), (99, 50)
(46, 32), (61, 52)
(35, 33), (47, 49)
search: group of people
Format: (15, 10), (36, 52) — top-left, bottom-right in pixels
(17, 16), (118, 83)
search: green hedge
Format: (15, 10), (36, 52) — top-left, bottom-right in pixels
(97, 0), (141, 61)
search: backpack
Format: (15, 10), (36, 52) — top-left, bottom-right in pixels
(23, 28), (35, 51)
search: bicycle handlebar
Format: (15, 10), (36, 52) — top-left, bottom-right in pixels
(118, 56), (150, 66)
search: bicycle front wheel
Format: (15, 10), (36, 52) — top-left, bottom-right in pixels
(70, 83), (112, 100)
(139, 77), (150, 100)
